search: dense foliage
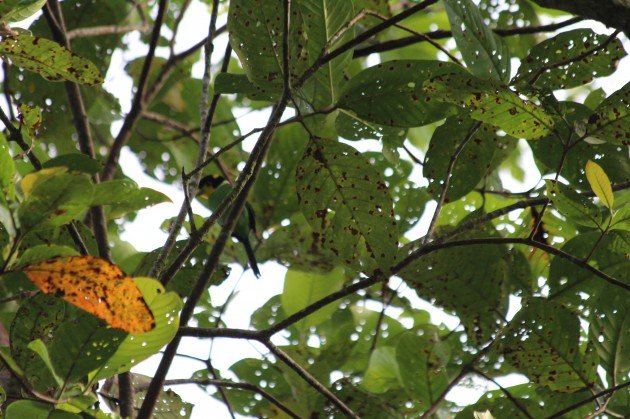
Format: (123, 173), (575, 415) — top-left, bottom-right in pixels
(0, 0), (628, 418)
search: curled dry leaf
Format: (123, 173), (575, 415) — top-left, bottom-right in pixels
(23, 256), (155, 334)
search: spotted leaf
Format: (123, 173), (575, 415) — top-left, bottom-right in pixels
(23, 256), (155, 334)
(587, 82), (629, 145)
(424, 72), (554, 139)
(296, 138), (398, 274)
(0, 33), (103, 85)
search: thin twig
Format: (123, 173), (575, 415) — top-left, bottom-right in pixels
(101, 0), (169, 181)
(472, 368), (534, 419)
(354, 17), (583, 57)
(66, 24), (149, 40)
(546, 381), (630, 418)
(424, 121), (482, 244)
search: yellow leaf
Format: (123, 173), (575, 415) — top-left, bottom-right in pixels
(23, 256), (155, 334)
(585, 160), (614, 209)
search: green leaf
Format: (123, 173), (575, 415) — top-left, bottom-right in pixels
(514, 29), (626, 90)
(228, 0), (308, 91)
(214, 73), (278, 102)
(0, 0), (46, 22)
(424, 116), (515, 201)
(361, 347), (400, 394)
(400, 230), (509, 344)
(281, 267), (345, 331)
(545, 180), (601, 228)
(587, 82), (629, 145)
(396, 332), (450, 404)
(444, 0), (510, 82)
(297, 0), (354, 108)
(499, 298), (598, 392)
(589, 290), (629, 384)
(335, 109), (407, 142)
(92, 179), (171, 218)
(585, 160), (614, 209)
(43, 153), (102, 174)
(296, 139), (398, 274)
(424, 72), (554, 139)
(90, 277), (182, 380)
(18, 170), (93, 232)
(549, 230), (629, 301)
(0, 33), (103, 85)
(26, 339), (63, 387)
(6, 400), (80, 419)
(337, 60), (465, 127)
(0, 133), (15, 202)
(14, 244), (79, 269)
(17, 103), (42, 137)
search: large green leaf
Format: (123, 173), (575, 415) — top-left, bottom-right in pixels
(545, 180), (602, 228)
(362, 347), (400, 394)
(424, 117), (515, 201)
(587, 82), (629, 145)
(589, 289), (629, 384)
(228, 0), (308, 92)
(281, 267), (345, 331)
(514, 29), (626, 91)
(424, 72), (554, 139)
(18, 170), (94, 232)
(499, 298), (598, 392)
(444, 0), (510, 82)
(400, 231), (510, 344)
(0, 0), (46, 22)
(0, 33), (103, 85)
(296, 138), (398, 274)
(297, 0), (354, 108)
(91, 179), (171, 218)
(337, 60), (465, 127)
(90, 277), (182, 380)
(549, 230), (629, 302)
(5, 400), (80, 419)
(396, 332), (450, 404)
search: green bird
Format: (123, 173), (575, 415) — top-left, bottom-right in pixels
(198, 175), (261, 277)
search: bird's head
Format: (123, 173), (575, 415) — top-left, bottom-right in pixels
(198, 174), (226, 199)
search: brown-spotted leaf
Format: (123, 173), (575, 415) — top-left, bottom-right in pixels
(23, 256), (155, 334)
(296, 138), (398, 274)
(0, 33), (103, 85)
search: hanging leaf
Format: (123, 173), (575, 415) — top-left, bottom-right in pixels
(337, 60), (465, 127)
(297, 0), (354, 108)
(362, 347), (400, 394)
(514, 29), (626, 90)
(0, 0), (46, 22)
(17, 103), (42, 137)
(214, 73), (278, 102)
(444, 0), (510, 82)
(228, 0), (308, 92)
(499, 298), (598, 392)
(0, 33), (103, 85)
(587, 82), (629, 145)
(585, 160), (614, 209)
(23, 256), (155, 334)
(296, 138), (398, 274)
(424, 72), (554, 139)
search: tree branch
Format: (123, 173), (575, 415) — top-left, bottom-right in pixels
(66, 24), (149, 40)
(472, 368), (534, 419)
(546, 381), (630, 418)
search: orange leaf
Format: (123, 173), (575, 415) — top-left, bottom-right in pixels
(23, 256), (155, 334)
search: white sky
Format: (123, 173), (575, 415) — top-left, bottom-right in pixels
(10, 1), (630, 417)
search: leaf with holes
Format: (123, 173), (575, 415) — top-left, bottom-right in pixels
(228, 0), (308, 92)
(545, 180), (602, 228)
(338, 60), (466, 127)
(514, 29), (625, 90)
(296, 139), (398, 274)
(499, 298), (598, 392)
(399, 233), (509, 344)
(444, 0), (510, 82)
(0, 33), (103, 85)
(23, 256), (155, 334)
(587, 82), (629, 145)
(297, 0), (354, 108)
(424, 72), (554, 139)
(585, 160), (614, 209)
(424, 116), (515, 201)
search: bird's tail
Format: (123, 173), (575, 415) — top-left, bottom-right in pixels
(242, 238), (261, 278)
